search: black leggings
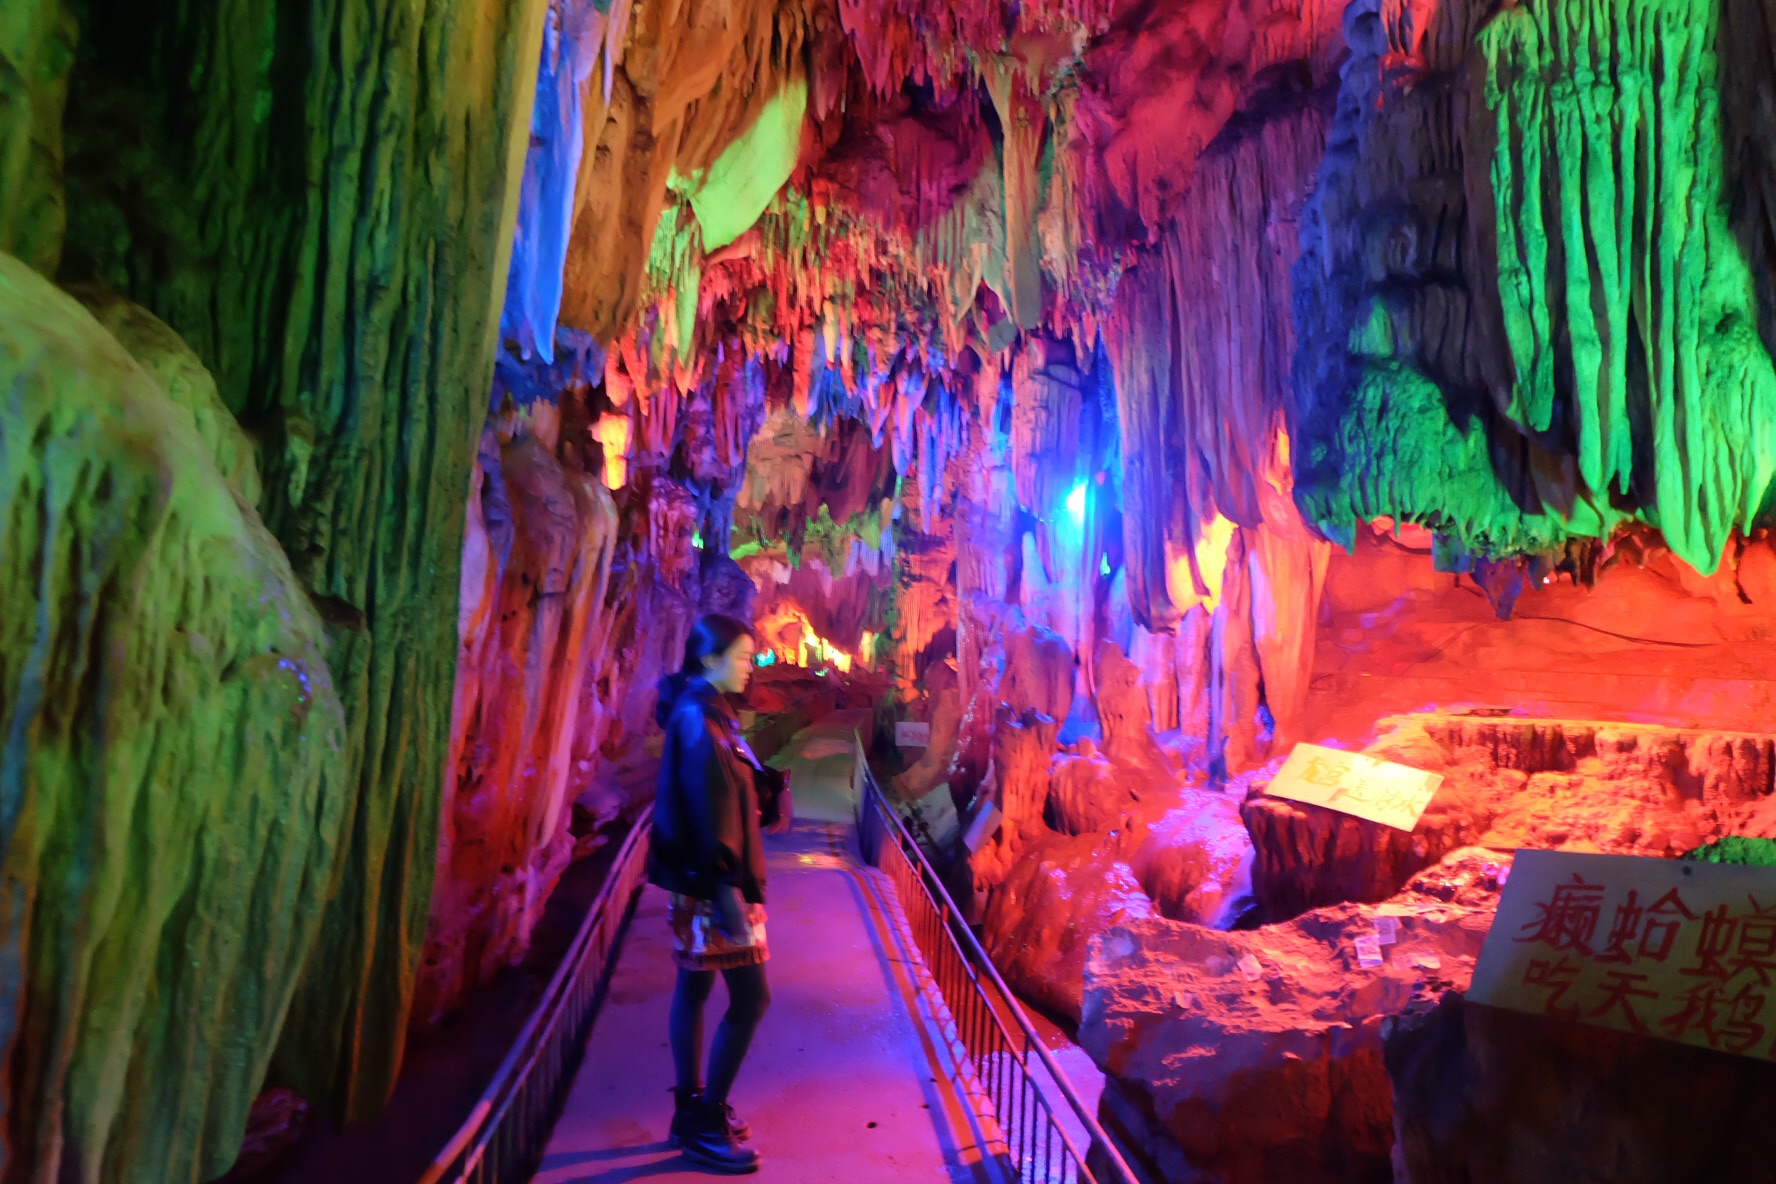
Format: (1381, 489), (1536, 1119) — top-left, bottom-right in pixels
(669, 963), (771, 1104)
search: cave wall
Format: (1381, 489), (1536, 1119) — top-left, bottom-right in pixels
(54, 0), (552, 1124)
(0, 261), (348, 1184)
(4, 0), (551, 1174)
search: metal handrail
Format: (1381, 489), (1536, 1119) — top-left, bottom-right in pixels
(418, 812), (653, 1184)
(857, 762), (1140, 1184)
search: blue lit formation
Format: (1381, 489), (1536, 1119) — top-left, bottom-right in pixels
(1065, 482), (1087, 526)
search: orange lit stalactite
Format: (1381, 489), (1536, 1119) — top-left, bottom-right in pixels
(754, 603), (874, 674)
(591, 411), (632, 489)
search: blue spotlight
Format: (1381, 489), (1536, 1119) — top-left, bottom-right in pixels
(1065, 482), (1088, 526)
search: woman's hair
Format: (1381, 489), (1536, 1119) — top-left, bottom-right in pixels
(655, 612), (753, 724)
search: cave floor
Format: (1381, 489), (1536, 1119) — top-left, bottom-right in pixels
(534, 821), (1013, 1183)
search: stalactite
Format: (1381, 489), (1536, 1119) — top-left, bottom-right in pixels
(1103, 267), (1189, 633)
(1720, 0), (1776, 361)
(1104, 103), (1328, 631)
(1008, 334), (1085, 518)
(1068, 0), (1344, 242)
(559, 0), (821, 340)
(1241, 432), (1330, 754)
(984, 59), (1047, 332)
(1293, 0), (1776, 572)
(1481, 0), (1776, 572)
(502, 0), (617, 362)
(1209, 530), (1263, 778)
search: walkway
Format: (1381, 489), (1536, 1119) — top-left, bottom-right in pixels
(761, 707), (874, 824)
(534, 723), (1012, 1183)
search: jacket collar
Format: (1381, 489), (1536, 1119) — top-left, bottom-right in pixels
(683, 675), (738, 723)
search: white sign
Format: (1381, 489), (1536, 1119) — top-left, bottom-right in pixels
(896, 721), (931, 748)
(1469, 849), (1776, 1060)
(962, 801), (1002, 854)
(1265, 743), (1443, 832)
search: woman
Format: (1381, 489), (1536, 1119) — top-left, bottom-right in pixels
(648, 613), (785, 1174)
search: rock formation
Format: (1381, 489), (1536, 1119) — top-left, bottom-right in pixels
(1245, 713), (1771, 921)
(1387, 992), (1776, 1184)
(0, 258), (347, 1184)
(1081, 855), (1504, 1184)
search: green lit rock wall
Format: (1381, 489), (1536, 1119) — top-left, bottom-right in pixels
(0, 255), (347, 1184)
(1292, 0), (1776, 570)
(1720, 0), (1776, 369)
(50, 0), (550, 1122)
(0, 0), (74, 274)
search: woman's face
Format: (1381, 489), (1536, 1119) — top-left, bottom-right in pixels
(704, 635), (756, 695)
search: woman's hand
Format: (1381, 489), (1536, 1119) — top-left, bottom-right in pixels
(747, 902), (768, 927)
(764, 774), (793, 834)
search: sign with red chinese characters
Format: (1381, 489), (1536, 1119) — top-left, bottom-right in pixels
(1469, 849), (1776, 1059)
(1264, 743), (1443, 832)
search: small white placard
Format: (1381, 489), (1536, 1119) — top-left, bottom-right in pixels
(1266, 742), (1443, 832)
(1354, 935), (1385, 968)
(962, 800), (1002, 854)
(1374, 915), (1400, 946)
(1237, 954), (1264, 982)
(897, 721), (931, 748)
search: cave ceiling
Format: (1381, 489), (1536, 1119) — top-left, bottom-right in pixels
(504, 0), (1776, 631)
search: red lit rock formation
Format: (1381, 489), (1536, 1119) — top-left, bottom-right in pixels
(1000, 627), (1076, 724)
(1127, 796), (1254, 929)
(417, 419), (620, 1026)
(969, 705), (1061, 892)
(1048, 739), (1140, 835)
(984, 832), (1153, 1024)
(1081, 879), (1497, 1184)
(890, 662), (964, 800)
(1244, 713), (1770, 921)
(1094, 642), (1184, 792)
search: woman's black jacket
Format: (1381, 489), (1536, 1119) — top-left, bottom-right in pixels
(647, 677), (768, 904)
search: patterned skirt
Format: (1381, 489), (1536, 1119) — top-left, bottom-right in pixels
(667, 893), (770, 971)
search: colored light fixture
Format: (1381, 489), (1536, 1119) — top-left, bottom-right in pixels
(1065, 482), (1087, 525)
